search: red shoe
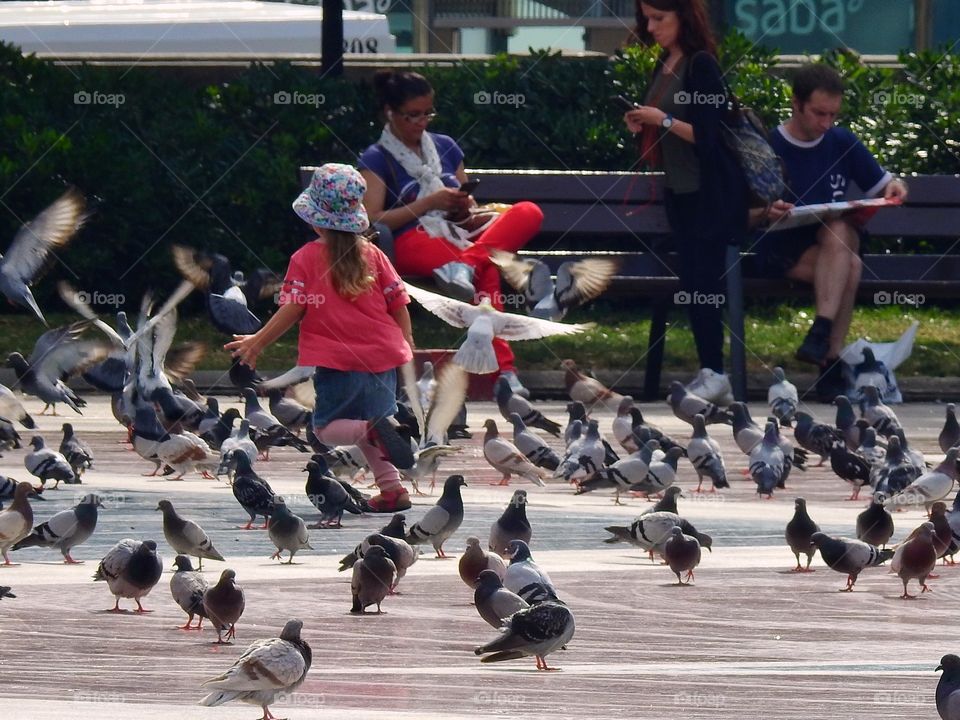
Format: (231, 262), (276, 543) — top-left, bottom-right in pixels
(367, 489), (412, 513)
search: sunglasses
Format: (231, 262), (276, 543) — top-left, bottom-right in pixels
(396, 109), (438, 123)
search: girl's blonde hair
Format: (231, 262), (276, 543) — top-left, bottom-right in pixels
(324, 229), (374, 299)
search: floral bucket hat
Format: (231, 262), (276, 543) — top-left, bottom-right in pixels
(293, 163), (370, 233)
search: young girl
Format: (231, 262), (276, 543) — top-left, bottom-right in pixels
(224, 163), (416, 512)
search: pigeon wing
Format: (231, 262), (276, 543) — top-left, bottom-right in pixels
(171, 245), (212, 290)
(554, 258), (619, 309)
(203, 637), (306, 691)
(494, 313), (592, 341)
(2, 187), (87, 286)
(406, 284), (480, 328)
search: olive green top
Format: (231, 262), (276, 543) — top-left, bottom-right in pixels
(645, 58), (700, 194)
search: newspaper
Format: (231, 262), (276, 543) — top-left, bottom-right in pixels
(768, 197), (901, 231)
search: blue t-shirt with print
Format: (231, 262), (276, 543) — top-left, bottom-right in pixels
(358, 133), (464, 235)
(768, 125), (891, 206)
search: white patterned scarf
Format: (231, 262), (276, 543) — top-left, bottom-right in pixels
(376, 124), (475, 249)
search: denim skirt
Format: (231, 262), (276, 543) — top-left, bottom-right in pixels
(311, 366), (398, 428)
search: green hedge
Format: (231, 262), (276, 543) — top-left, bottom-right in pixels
(1, 34), (957, 307)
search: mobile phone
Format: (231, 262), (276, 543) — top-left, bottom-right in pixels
(611, 94), (639, 112)
(459, 178), (480, 194)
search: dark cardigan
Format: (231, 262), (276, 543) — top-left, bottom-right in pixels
(650, 50), (749, 242)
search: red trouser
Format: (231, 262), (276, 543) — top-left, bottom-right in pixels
(393, 201), (543, 373)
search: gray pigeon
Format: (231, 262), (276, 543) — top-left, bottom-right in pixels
(493, 377), (561, 436)
(508, 412), (560, 471)
(604, 511), (713, 560)
(304, 459), (365, 529)
(862, 384), (902, 438)
(730, 402), (763, 455)
(351, 544), (396, 614)
(170, 555), (208, 630)
(856, 496), (895, 548)
(937, 654), (960, 720)
(337, 515), (408, 571)
(0, 586), (14, 599)
(341, 533), (418, 591)
(267, 497), (312, 563)
(489, 489), (532, 558)
(474, 600), (575, 671)
(157, 499), (224, 570)
(241, 387), (309, 459)
(883, 448), (959, 512)
(0, 187), (87, 325)
(667, 381), (731, 425)
(24, 435), (76, 488)
(687, 414), (728, 492)
(664, 526), (701, 585)
(575, 439), (655, 503)
(93, 538), (163, 612)
(199, 618), (311, 719)
(749, 422), (785, 498)
(0, 383), (35, 429)
(203, 568), (245, 644)
(59, 422), (93, 476)
(810, 532), (892, 592)
(405, 474), (466, 558)
(767, 366), (798, 427)
(940, 405), (960, 454)
(12, 492), (101, 563)
(474, 569), (529, 628)
(266, 389), (311, 435)
(793, 412), (841, 466)
(629, 446), (683, 497)
(784, 497), (819, 572)
(503, 539), (558, 605)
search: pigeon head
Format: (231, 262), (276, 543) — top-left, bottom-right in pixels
(772, 367), (786, 382)
(670, 526), (684, 538)
(476, 569), (504, 589)
(156, 499), (175, 514)
(279, 618), (304, 642)
(616, 396), (633, 415)
(365, 545), (388, 560)
(695, 532), (713, 552)
(441, 475), (467, 494)
(241, 387), (259, 403)
(507, 412), (524, 429)
(465, 537), (481, 549)
(493, 377), (512, 401)
(221, 408), (241, 424)
(663, 486), (683, 501)
(218, 569), (238, 585)
(794, 497), (807, 511)
(667, 381), (685, 402)
(62, 423), (75, 436)
(5, 353), (28, 372)
(232, 451), (253, 472)
(863, 385), (880, 403)
(139, 540), (158, 555)
(509, 489), (528, 507)
(568, 401), (587, 421)
(917, 521), (936, 538)
(79, 493), (102, 507)
(172, 555), (194, 571)
(809, 532), (828, 548)
(506, 539), (532, 563)
(938, 654), (960, 675)
(692, 413), (708, 436)
(29, 435), (45, 450)
(929, 502), (947, 518)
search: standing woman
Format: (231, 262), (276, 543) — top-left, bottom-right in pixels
(624, 0), (748, 406)
(358, 70), (544, 396)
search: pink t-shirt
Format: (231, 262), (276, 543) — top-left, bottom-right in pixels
(278, 240), (412, 372)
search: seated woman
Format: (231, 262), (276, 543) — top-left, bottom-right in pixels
(358, 69), (543, 396)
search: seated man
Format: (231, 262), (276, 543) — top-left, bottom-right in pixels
(756, 63), (908, 401)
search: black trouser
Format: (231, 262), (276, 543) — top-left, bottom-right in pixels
(663, 189), (728, 374)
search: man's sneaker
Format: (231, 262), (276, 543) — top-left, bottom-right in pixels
(796, 328), (830, 366)
(498, 370), (530, 399)
(447, 425), (472, 440)
(368, 417), (415, 470)
(366, 488), (412, 513)
(432, 261), (476, 303)
(685, 368), (734, 406)
(814, 360), (846, 403)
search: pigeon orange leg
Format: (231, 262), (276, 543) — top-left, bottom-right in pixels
(178, 617), (195, 630)
(109, 598), (124, 612)
(134, 599), (152, 613)
(685, 569), (695, 583)
(845, 487), (861, 501)
(63, 553), (82, 564)
(921, 581), (933, 593)
(840, 575), (857, 592)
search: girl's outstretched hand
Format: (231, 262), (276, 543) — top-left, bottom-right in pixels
(224, 334), (262, 369)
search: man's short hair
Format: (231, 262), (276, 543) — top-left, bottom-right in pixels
(791, 64), (845, 105)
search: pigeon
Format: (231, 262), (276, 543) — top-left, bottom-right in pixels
(459, 536), (507, 589)
(891, 521), (937, 599)
(858, 426), (886, 468)
(851, 346), (897, 404)
(829, 441), (871, 500)
(628, 407), (686, 456)
(493, 377), (561, 437)
(230, 451), (276, 529)
(768, 421), (805, 486)
(170, 555), (209, 630)
(628, 446), (683, 497)
(768, 366), (798, 427)
(0, 384), (34, 429)
(560, 359), (624, 412)
(856, 495), (895, 548)
(641, 485), (684, 516)
(729, 402), (763, 455)
(266, 389), (311, 435)
(749, 422), (785, 498)
(1, 187), (87, 324)
(156, 499), (224, 570)
(24, 435), (77, 489)
(474, 569), (529, 629)
(217, 418), (258, 477)
(58, 423), (93, 477)
(490, 249), (618, 321)
(199, 618), (311, 719)
(416, 361), (437, 409)
(833, 396), (863, 450)
(687, 414), (728, 492)
(304, 459), (365, 528)
(172, 245), (281, 335)
(12, 492), (101, 563)
(929, 501), (954, 564)
(267, 497), (312, 563)
(0, 586), (14, 599)
(896, 429), (927, 473)
(311, 443), (369, 483)
(872, 436), (922, 498)
(338, 533), (418, 590)
(508, 412), (560, 471)
(474, 600), (575, 671)
(503, 539), (559, 605)
(664, 526), (702, 585)
(785, 497), (820, 572)
(203, 568), (246, 643)
(405, 474), (466, 558)
(564, 402), (588, 445)
(241, 387), (310, 458)
(556, 418), (607, 484)
(809, 532), (892, 591)
(93, 538), (163, 612)
(402, 443), (462, 495)
(203, 407), (241, 452)
(862, 384), (902, 438)
(667, 382), (731, 425)
(604, 511), (713, 560)
(793, 412), (841, 466)
(406, 284), (590, 375)
(0, 482), (35, 565)
(351, 544), (397, 614)
(0, 476), (42, 511)
(575, 440), (654, 503)
(611, 396), (638, 452)
(883, 448), (959, 512)
(937, 654), (960, 720)
(482, 420), (547, 487)
(940, 405), (960, 454)
(489, 489), (532, 558)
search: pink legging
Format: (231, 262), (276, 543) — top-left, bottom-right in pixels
(315, 419), (402, 493)
(393, 201), (543, 373)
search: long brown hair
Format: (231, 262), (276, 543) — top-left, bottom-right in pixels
(323, 230), (374, 299)
(634, 0), (717, 57)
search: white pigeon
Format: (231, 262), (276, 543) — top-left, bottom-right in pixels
(482, 419), (548, 487)
(218, 418), (257, 477)
(406, 284), (590, 374)
(884, 448), (959, 511)
(767, 366), (799, 427)
(156, 431), (218, 480)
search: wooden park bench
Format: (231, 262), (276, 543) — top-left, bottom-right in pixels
(300, 167), (960, 401)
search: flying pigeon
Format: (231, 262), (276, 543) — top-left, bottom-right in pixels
(156, 499), (224, 570)
(664, 526), (702, 585)
(199, 618), (311, 718)
(351, 544), (396, 614)
(767, 366), (798, 427)
(459, 536), (507, 589)
(474, 600), (575, 671)
(474, 569), (529, 629)
(12, 492), (101, 563)
(489, 489), (532, 558)
(785, 497), (819, 572)
(405, 474), (466, 558)
(93, 538), (163, 612)
(203, 568), (245, 643)
(267, 497), (312, 564)
(809, 532), (892, 591)
(170, 555), (208, 630)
